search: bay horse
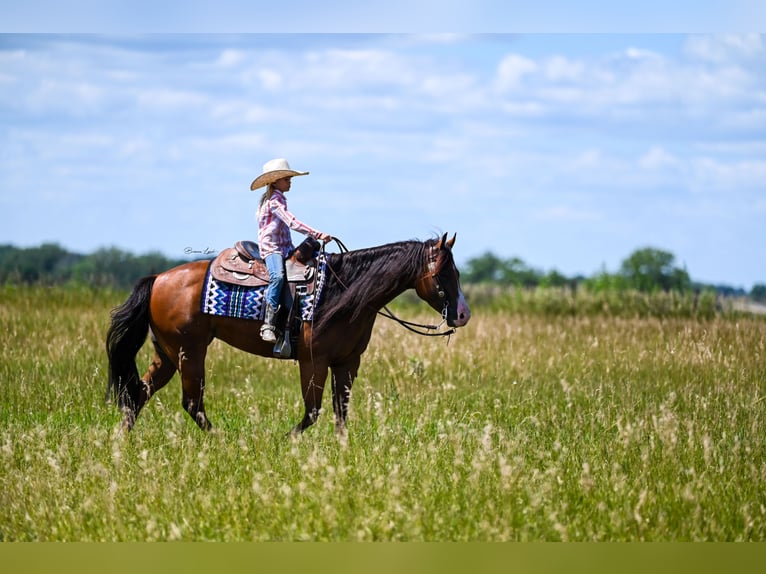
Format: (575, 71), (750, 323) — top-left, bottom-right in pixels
(105, 233), (471, 435)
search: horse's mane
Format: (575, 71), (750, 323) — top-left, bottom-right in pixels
(312, 239), (431, 336)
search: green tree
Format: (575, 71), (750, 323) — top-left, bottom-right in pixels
(462, 252), (507, 283)
(71, 247), (186, 287)
(752, 283), (766, 302)
(619, 247), (690, 292)
(0, 242), (79, 284)
(0, 243), (193, 288)
(462, 252), (543, 286)
(500, 256), (540, 287)
(539, 269), (570, 288)
(584, 264), (629, 292)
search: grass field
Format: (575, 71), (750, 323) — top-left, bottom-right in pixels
(1, 285), (765, 541)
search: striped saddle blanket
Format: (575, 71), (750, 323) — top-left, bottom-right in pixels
(200, 254), (327, 322)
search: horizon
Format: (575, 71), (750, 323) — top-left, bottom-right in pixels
(0, 237), (757, 292)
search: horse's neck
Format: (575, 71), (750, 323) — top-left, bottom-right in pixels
(340, 241), (424, 304)
(312, 241), (427, 335)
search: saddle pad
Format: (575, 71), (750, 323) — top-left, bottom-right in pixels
(200, 255), (328, 322)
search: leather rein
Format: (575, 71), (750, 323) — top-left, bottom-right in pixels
(323, 238), (455, 338)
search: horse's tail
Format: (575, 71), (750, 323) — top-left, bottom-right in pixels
(105, 275), (156, 418)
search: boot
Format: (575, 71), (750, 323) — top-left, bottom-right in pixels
(260, 304), (278, 343)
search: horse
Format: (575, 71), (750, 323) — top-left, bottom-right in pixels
(105, 233), (471, 436)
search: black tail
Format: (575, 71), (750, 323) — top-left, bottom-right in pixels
(105, 275), (156, 417)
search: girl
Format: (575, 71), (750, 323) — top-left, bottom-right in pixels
(251, 158), (332, 342)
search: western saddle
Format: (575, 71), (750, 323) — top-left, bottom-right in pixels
(210, 237), (321, 358)
(211, 238), (318, 289)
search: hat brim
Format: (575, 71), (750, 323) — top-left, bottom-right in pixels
(250, 170), (309, 190)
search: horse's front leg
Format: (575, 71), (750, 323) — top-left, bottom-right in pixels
(290, 358), (329, 435)
(331, 356), (360, 437)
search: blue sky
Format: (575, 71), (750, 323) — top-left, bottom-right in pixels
(1, 5), (765, 289)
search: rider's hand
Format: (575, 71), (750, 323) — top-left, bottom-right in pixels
(318, 232), (332, 243)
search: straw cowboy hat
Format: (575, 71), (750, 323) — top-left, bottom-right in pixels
(250, 158), (309, 190)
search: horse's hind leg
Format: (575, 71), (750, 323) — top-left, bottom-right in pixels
(133, 338), (178, 420)
(119, 340), (177, 431)
(177, 343), (213, 431)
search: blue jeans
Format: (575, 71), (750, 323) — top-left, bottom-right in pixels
(264, 253), (285, 310)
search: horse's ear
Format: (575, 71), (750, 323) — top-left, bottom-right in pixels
(436, 232), (448, 250)
(446, 233), (456, 249)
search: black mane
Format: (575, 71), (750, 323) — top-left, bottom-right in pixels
(312, 239), (432, 335)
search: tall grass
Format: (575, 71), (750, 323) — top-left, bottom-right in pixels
(1, 286), (765, 540)
(458, 284), (726, 319)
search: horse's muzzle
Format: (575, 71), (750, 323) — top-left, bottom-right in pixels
(449, 290), (471, 327)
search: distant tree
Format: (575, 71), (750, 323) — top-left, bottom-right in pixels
(0, 242), (78, 284)
(752, 283), (766, 302)
(692, 282), (746, 297)
(584, 264), (629, 292)
(501, 256), (540, 287)
(539, 269), (570, 288)
(462, 252), (507, 283)
(462, 252), (543, 287)
(619, 247), (691, 292)
(0, 243), (190, 288)
(71, 247), (186, 287)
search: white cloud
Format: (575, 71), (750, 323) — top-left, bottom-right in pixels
(119, 138), (153, 160)
(570, 149), (603, 170)
(623, 47), (664, 61)
(495, 53), (537, 91)
(535, 205), (601, 222)
(499, 100), (546, 116)
(418, 73), (477, 100)
(190, 133), (266, 153)
(26, 79), (106, 114)
(716, 107), (766, 131)
(639, 147), (678, 170)
(487, 37), (764, 124)
(688, 157), (766, 193)
(684, 34), (765, 63)
(543, 56), (584, 82)
(302, 49), (416, 89)
(210, 101), (274, 125)
(216, 49), (246, 67)
(135, 88), (207, 110)
(255, 69), (283, 91)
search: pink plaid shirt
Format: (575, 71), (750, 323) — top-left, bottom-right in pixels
(257, 190), (322, 257)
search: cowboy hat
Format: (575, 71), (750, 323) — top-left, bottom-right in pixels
(250, 158), (309, 190)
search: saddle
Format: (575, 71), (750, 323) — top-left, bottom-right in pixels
(211, 237), (322, 359)
(211, 238), (318, 290)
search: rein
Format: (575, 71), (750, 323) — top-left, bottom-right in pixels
(322, 237), (455, 338)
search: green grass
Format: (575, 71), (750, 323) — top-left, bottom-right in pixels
(1, 286), (765, 541)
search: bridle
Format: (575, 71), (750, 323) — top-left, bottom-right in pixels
(323, 238), (455, 338)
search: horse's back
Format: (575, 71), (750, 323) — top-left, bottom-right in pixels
(156, 259), (289, 357)
(149, 260), (211, 334)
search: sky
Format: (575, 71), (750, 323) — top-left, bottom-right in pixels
(1, 3), (765, 290)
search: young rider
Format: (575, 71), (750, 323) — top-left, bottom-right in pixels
(250, 158), (332, 342)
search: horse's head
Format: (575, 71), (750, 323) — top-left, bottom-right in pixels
(415, 233), (471, 328)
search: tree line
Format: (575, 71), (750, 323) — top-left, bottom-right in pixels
(461, 247), (765, 301)
(1, 242), (764, 302)
(0, 243), (191, 288)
